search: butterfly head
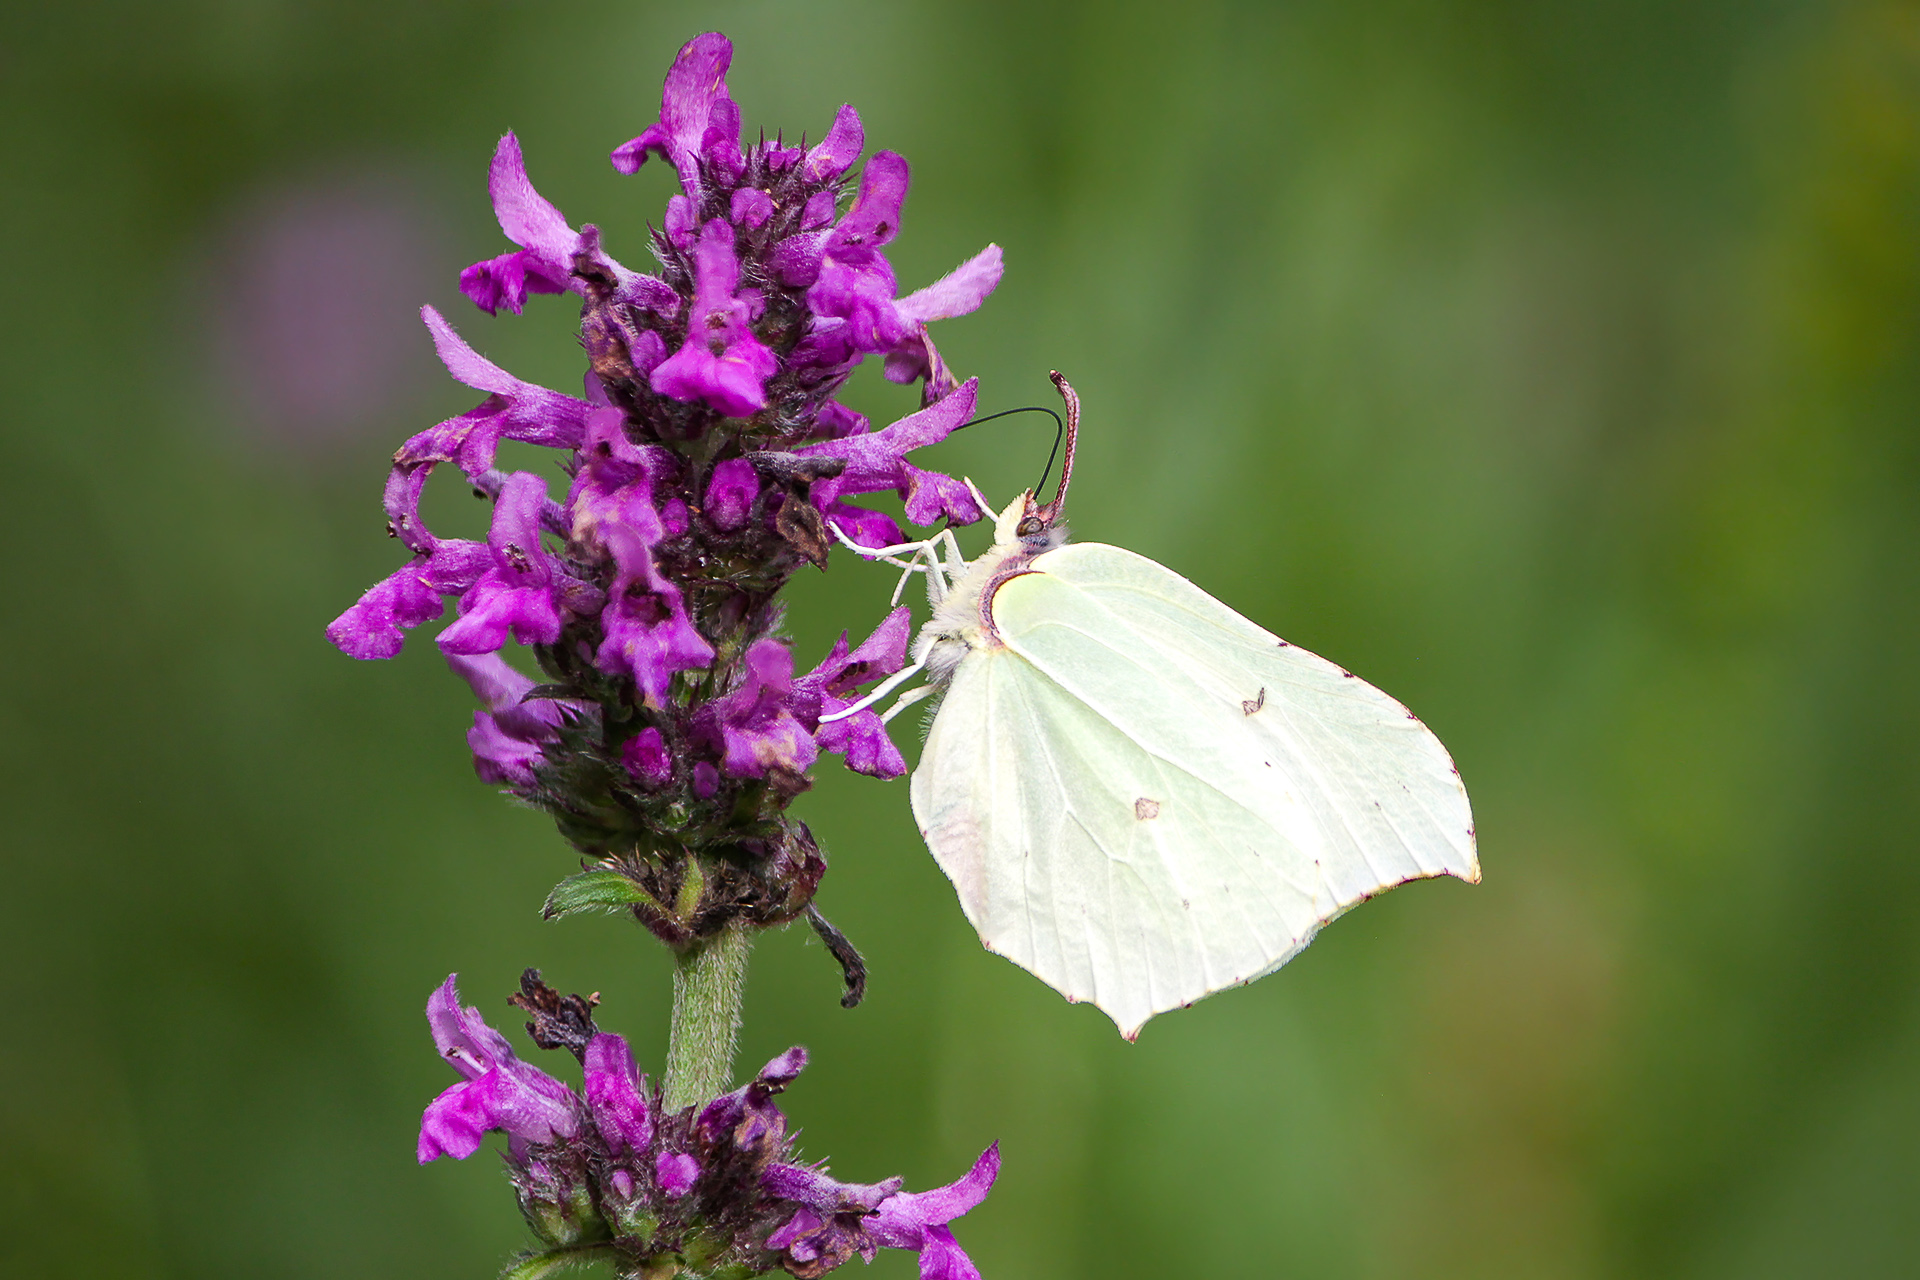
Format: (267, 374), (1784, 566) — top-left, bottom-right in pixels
(1009, 372), (1080, 546)
(986, 490), (1070, 555)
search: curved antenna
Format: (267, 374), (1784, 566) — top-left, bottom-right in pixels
(951, 404), (1066, 499)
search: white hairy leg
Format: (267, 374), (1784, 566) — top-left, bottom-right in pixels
(818, 656), (931, 723)
(878, 682), (940, 723)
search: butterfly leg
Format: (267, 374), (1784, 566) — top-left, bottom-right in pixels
(879, 527), (969, 609)
(826, 524), (938, 564)
(887, 537), (964, 608)
(827, 520), (944, 605)
(887, 555), (927, 608)
(963, 477), (997, 521)
(939, 528), (969, 583)
(825, 519), (972, 607)
(818, 655), (931, 723)
(878, 681), (940, 723)
(918, 529), (969, 606)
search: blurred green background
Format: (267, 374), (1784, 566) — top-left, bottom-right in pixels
(4, 1), (1918, 1276)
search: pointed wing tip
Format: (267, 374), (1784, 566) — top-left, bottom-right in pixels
(1097, 998), (1159, 1042)
(1457, 826), (1482, 883)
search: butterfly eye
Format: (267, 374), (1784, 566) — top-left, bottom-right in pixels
(1018, 524), (1068, 553)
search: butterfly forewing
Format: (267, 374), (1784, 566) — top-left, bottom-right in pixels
(1034, 544), (1478, 897)
(910, 542), (1476, 1039)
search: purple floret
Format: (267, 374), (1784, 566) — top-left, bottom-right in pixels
(583, 1032), (653, 1155)
(610, 31), (736, 189)
(796, 608), (914, 779)
(762, 1143), (1000, 1280)
(445, 652), (583, 786)
(694, 639), (819, 780)
(459, 132), (576, 315)
(419, 976), (581, 1163)
(437, 471), (568, 656)
(650, 218), (780, 417)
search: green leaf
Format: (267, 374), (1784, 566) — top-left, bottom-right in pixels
(543, 865), (657, 919)
(499, 1243), (615, 1280)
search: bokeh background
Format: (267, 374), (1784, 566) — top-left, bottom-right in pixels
(4, 1), (1918, 1276)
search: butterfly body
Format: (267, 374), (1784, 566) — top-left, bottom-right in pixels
(829, 376), (1477, 1039)
(907, 490), (1070, 686)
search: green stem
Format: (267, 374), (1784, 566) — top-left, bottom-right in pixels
(662, 921), (753, 1111)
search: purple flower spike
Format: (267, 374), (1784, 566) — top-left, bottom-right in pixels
(414, 973), (1002, 1280)
(447, 651), (582, 786)
(696, 639), (819, 780)
(583, 1033), (652, 1155)
(610, 32), (735, 193)
(763, 1144), (999, 1280)
(419, 976), (580, 1163)
(334, 29), (1008, 973)
(650, 219), (779, 417)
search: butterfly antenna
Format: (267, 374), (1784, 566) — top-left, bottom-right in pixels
(952, 402), (1066, 491)
(945, 384), (1080, 524)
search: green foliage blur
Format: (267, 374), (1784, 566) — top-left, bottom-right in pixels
(4, 1), (1918, 1276)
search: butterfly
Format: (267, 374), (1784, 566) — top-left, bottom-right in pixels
(827, 374), (1478, 1039)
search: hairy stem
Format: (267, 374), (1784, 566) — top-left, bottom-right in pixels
(663, 921), (753, 1111)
